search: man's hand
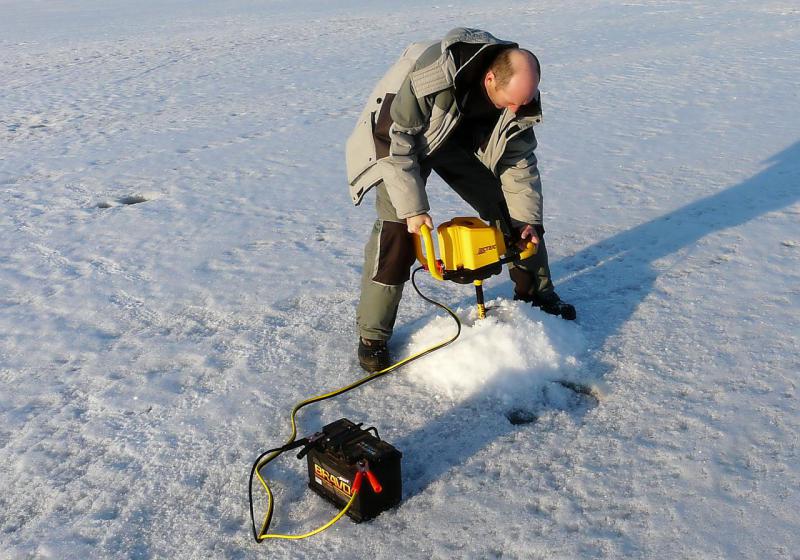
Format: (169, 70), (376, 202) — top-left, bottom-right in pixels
(518, 224), (539, 249)
(406, 213), (434, 235)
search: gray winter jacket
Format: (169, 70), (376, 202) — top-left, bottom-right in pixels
(346, 28), (545, 224)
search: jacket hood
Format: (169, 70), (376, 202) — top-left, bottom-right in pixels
(441, 28), (518, 95)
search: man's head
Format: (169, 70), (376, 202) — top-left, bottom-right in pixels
(483, 48), (540, 113)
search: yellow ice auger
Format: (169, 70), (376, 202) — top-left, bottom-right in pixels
(413, 217), (537, 319)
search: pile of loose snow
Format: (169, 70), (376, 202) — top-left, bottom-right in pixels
(404, 298), (585, 404)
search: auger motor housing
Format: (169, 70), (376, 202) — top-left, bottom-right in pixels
(306, 418), (402, 522)
(414, 217), (537, 283)
(413, 216), (537, 318)
(435, 217), (508, 283)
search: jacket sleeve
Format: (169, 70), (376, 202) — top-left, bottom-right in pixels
(376, 75), (431, 219)
(497, 128), (543, 226)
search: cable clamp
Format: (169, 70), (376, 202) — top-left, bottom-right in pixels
(296, 431), (324, 460)
(356, 460), (383, 494)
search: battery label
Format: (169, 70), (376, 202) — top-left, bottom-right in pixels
(313, 462), (354, 498)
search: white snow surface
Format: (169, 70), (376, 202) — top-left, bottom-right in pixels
(1, 0), (799, 558)
(405, 299), (585, 403)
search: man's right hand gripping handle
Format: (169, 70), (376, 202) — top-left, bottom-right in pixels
(406, 213), (434, 235)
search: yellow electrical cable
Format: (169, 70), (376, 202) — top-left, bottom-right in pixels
(252, 330), (457, 539)
(250, 267), (463, 542)
(260, 488), (359, 540)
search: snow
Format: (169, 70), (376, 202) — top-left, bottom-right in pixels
(405, 298), (586, 403)
(1, 0), (799, 558)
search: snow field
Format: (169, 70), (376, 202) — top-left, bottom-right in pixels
(1, 0), (799, 558)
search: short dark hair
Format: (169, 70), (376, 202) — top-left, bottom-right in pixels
(489, 48), (541, 88)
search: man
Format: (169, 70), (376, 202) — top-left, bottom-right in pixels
(346, 28), (575, 372)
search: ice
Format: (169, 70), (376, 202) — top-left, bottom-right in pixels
(1, 0), (798, 558)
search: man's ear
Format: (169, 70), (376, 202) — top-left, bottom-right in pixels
(485, 69), (496, 87)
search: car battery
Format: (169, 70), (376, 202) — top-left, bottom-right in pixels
(306, 418), (402, 522)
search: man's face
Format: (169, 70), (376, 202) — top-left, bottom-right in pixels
(484, 69), (540, 114)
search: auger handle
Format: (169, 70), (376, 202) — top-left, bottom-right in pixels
(500, 240), (537, 268)
(412, 224), (444, 281)
(519, 241), (537, 260)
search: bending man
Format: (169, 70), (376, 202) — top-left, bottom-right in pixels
(345, 28), (575, 372)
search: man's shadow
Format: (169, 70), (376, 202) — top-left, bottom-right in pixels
(555, 140), (799, 361)
(394, 140), (800, 500)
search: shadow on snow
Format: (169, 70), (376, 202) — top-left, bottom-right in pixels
(394, 140), (800, 500)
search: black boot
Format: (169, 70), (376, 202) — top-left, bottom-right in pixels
(514, 293), (577, 321)
(358, 338), (392, 372)
(538, 297), (577, 321)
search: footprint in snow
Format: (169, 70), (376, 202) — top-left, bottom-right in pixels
(96, 194), (152, 208)
(118, 194), (149, 205)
